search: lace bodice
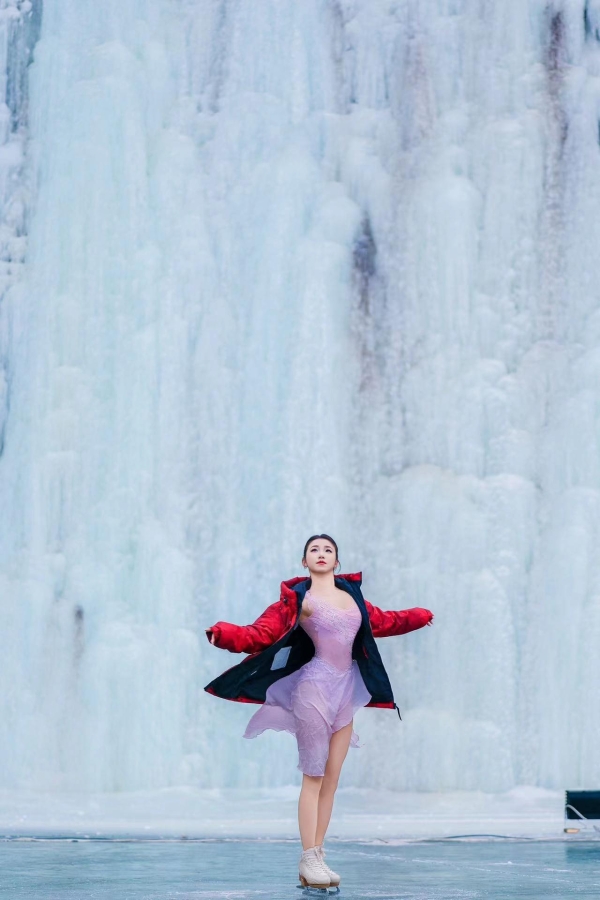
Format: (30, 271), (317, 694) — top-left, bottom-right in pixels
(299, 589), (362, 673)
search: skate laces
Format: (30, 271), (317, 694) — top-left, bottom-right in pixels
(316, 845), (338, 876)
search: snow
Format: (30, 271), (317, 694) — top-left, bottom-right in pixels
(0, 785), (567, 841)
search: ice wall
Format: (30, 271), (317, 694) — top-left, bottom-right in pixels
(1, 0), (600, 793)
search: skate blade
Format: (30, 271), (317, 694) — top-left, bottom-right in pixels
(296, 887), (330, 896)
(296, 885), (341, 895)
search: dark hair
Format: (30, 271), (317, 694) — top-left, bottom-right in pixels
(302, 534), (339, 566)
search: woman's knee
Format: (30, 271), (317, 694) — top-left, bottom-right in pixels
(301, 773), (323, 794)
(320, 772), (339, 795)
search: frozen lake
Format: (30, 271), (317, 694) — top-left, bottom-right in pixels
(0, 787), (599, 898)
(1, 838), (600, 899)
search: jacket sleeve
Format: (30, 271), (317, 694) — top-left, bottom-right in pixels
(365, 600), (433, 638)
(205, 600), (289, 654)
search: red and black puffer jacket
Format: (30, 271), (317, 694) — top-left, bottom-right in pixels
(204, 572), (433, 719)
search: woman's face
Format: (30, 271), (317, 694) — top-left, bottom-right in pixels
(303, 539), (337, 575)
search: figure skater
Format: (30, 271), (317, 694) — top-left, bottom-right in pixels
(204, 534), (433, 893)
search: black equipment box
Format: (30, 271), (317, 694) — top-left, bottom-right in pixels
(565, 791), (600, 820)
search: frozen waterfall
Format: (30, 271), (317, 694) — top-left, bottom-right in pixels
(0, 0), (600, 794)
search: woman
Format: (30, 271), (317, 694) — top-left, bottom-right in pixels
(204, 534), (433, 893)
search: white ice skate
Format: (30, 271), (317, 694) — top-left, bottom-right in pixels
(316, 845), (341, 891)
(297, 846), (331, 894)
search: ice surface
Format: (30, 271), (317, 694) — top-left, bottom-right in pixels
(2, 839), (600, 900)
(0, 0), (600, 796)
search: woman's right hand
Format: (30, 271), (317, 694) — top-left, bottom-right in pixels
(205, 628), (216, 645)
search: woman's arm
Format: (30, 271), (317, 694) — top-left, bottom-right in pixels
(299, 594), (314, 621)
(205, 599), (290, 654)
(365, 600), (433, 638)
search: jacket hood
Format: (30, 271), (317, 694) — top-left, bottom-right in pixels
(279, 571), (363, 604)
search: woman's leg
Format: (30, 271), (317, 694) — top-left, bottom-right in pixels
(298, 773), (324, 849)
(294, 679), (332, 850)
(315, 720), (353, 845)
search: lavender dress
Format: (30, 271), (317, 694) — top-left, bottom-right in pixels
(243, 589), (372, 776)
